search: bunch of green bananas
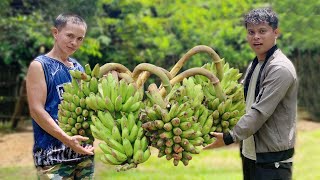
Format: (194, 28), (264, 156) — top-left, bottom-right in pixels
(87, 71), (151, 171)
(192, 61), (246, 144)
(140, 78), (206, 166)
(84, 73), (143, 117)
(57, 63), (101, 144)
(90, 110), (151, 171)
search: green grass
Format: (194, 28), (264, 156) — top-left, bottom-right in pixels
(0, 128), (319, 180)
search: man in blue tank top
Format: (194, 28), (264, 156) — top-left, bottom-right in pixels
(26, 13), (95, 179)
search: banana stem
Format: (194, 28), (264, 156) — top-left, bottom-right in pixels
(99, 63), (132, 77)
(170, 45), (224, 81)
(118, 72), (134, 83)
(132, 63), (172, 94)
(164, 67), (226, 101)
(136, 67), (173, 89)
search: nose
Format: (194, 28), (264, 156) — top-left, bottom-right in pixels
(253, 33), (260, 40)
(70, 38), (78, 46)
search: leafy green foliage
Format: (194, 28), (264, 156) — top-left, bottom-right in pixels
(271, 0), (320, 54)
(0, 0), (319, 119)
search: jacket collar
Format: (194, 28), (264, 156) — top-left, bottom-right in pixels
(244, 45), (278, 99)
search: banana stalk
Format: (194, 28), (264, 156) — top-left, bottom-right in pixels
(99, 63), (132, 77)
(135, 67), (172, 89)
(132, 63), (172, 94)
(169, 45), (224, 81)
(162, 67), (225, 101)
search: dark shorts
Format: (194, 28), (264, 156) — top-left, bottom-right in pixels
(36, 157), (94, 180)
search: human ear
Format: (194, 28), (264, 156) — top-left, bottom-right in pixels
(274, 28), (280, 38)
(51, 27), (58, 39)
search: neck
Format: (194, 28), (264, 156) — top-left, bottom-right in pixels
(46, 49), (74, 68)
(46, 49), (69, 62)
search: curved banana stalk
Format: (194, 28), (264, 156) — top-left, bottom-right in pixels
(170, 45), (224, 81)
(132, 63), (172, 94)
(100, 63), (132, 77)
(118, 72), (134, 83)
(166, 67), (225, 101)
(135, 67), (172, 89)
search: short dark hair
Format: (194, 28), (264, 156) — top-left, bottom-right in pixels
(54, 13), (87, 30)
(244, 8), (278, 29)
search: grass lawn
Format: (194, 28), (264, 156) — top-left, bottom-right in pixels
(0, 123), (319, 180)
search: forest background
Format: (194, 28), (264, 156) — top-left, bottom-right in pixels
(1, 0), (319, 121)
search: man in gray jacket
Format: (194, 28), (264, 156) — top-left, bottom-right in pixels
(204, 8), (298, 180)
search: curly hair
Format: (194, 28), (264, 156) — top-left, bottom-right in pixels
(244, 8), (278, 29)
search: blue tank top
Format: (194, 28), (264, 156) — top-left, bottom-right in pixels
(32, 55), (92, 166)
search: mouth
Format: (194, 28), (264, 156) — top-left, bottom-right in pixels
(67, 47), (76, 51)
(253, 42), (263, 47)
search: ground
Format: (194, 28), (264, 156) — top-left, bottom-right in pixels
(0, 118), (319, 168)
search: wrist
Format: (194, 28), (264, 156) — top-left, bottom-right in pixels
(60, 132), (73, 147)
(223, 131), (235, 145)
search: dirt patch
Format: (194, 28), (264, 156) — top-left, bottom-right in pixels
(297, 119), (320, 132)
(0, 119), (319, 168)
(0, 126), (34, 168)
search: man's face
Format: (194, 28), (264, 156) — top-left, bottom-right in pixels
(246, 22), (279, 60)
(54, 22), (87, 56)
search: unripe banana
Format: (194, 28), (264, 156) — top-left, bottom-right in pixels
(114, 95), (123, 112)
(122, 138), (134, 157)
(112, 125), (122, 143)
(102, 154), (123, 165)
(133, 149), (144, 164)
(141, 147), (151, 163)
(105, 137), (125, 154)
(128, 124), (139, 143)
(105, 96), (115, 112)
(111, 148), (128, 162)
(89, 77), (98, 93)
(91, 63), (100, 78)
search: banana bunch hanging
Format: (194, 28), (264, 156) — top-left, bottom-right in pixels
(193, 61), (246, 137)
(141, 66), (222, 166)
(86, 64), (152, 171)
(57, 44), (247, 170)
(159, 45), (246, 146)
(57, 63), (101, 144)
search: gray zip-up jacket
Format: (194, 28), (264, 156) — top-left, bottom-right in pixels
(224, 46), (298, 163)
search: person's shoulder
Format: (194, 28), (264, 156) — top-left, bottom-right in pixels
(268, 56), (297, 79)
(34, 54), (51, 64)
(270, 50), (295, 68)
(29, 58), (43, 68)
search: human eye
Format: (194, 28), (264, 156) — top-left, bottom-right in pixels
(67, 34), (74, 38)
(260, 29), (267, 34)
(247, 30), (254, 36)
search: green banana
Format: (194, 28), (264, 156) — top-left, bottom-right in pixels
(102, 154), (123, 165)
(133, 149), (144, 164)
(91, 63), (100, 78)
(112, 125), (122, 143)
(111, 149), (128, 162)
(122, 138), (134, 157)
(141, 147), (151, 163)
(105, 96), (115, 112)
(128, 124), (139, 143)
(114, 95), (123, 112)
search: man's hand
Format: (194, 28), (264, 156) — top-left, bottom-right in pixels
(66, 135), (94, 155)
(203, 132), (226, 150)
